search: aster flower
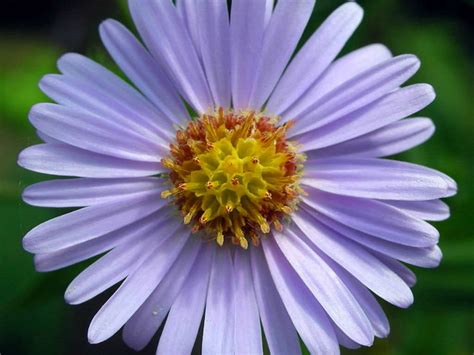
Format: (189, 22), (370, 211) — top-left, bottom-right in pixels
(19, 0), (456, 354)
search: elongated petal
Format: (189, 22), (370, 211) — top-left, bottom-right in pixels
(157, 245), (214, 355)
(87, 228), (190, 344)
(230, 0), (266, 109)
(18, 144), (163, 178)
(261, 240), (343, 353)
(122, 237), (202, 351)
(270, 230), (374, 345)
(302, 158), (456, 201)
(248, 0), (315, 109)
(30, 103), (167, 161)
(23, 177), (162, 208)
(202, 247), (235, 355)
(129, 0), (212, 112)
(57, 52), (174, 138)
(194, 0), (231, 107)
(34, 209), (173, 272)
(234, 250), (262, 354)
(321, 256), (390, 338)
(23, 190), (165, 253)
(311, 118), (435, 159)
(99, 19), (189, 125)
(64, 224), (172, 305)
(250, 247), (300, 355)
(39, 74), (167, 142)
(383, 199), (450, 221)
(290, 54), (420, 137)
(375, 253), (417, 287)
(176, 0), (202, 59)
(293, 210), (413, 307)
(309, 209), (443, 268)
(267, 3), (363, 114)
(303, 188), (439, 247)
(297, 84), (436, 150)
(282, 43), (392, 121)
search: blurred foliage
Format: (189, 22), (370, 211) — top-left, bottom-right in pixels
(0, 0), (473, 354)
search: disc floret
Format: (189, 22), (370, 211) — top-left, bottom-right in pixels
(162, 108), (303, 249)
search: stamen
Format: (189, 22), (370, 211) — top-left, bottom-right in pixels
(161, 108), (304, 249)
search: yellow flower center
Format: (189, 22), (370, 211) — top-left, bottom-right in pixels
(162, 108), (304, 249)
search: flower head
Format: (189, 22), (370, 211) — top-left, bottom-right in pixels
(19, 1), (456, 354)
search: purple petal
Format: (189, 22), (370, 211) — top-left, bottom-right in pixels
(39, 74), (169, 142)
(250, 246), (300, 355)
(296, 84), (436, 150)
(267, 3), (363, 114)
(64, 223), (174, 305)
(202, 247), (235, 355)
(122, 237), (202, 351)
(57, 52), (174, 139)
(335, 327), (362, 349)
(302, 158), (456, 201)
(248, 0), (315, 109)
(156, 245), (214, 355)
(176, 0), (202, 59)
(375, 253), (418, 287)
(99, 19), (189, 125)
(321, 256), (390, 338)
(30, 103), (167, 161)
(22, 190), (165, 253)
(129, 0), (213, 112)
(302, 188), (439, 247)
(282, 43), (392, 122)
(230, 0), (266, 109)
(87, 228), (190, 344)
(261, 239), (344, 353)
(264, 0), (274, 27)
(34, 209), (173, 272)
(23, 177), (162, 208)
(290, 54), (420, 137)
(383, 199), (450, 221)
(36, 130), (60, 144)
(234, 249), (262, 354)
(270, 230), (374, 345)
(293, 210), (413, 307)
(194, 0), (232, 108)
(18, 143), (163, 178)
(311, 118), (435, 159)
(308, 209), (443, 268)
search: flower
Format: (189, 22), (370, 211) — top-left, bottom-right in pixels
(18, 0), (457, 354)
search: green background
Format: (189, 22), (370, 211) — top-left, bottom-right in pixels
(0, 0), (472, 354)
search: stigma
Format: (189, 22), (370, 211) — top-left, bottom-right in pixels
(162, 108), (304, 249)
